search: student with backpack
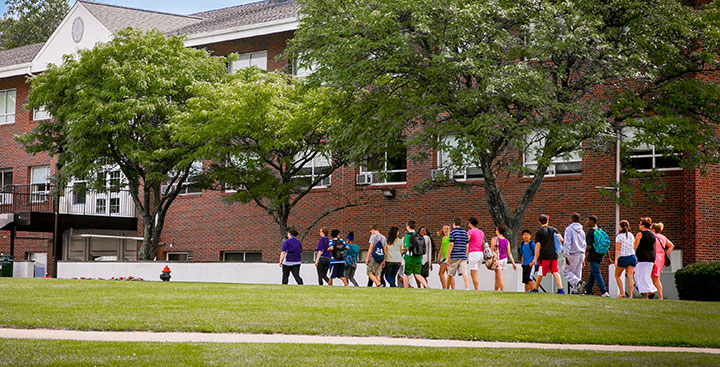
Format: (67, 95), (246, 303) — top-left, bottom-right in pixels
(519, 229), (536, 292)
(344, 232), (360, 286)
(366, 225), (387, 287)
(402, 220), (429, 289)
(583, 215), (610, 297)
(419, 226), (434, 288)
(327, 229), (349, 286)
(315, 228), (331, 285)
(529, 214), (565, 294)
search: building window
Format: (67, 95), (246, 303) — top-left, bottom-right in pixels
(222, 251), (262, 262)
(0, 89), (16, 124)
(624, 128), (681, 171)
(301, 251), (316, 263)
(0, 169), (12, 204)
(523, 133), (582, 176)
(163, 161), (203, 196)
(437, 135), (483, 180)
(72, 182), (86, 205)
(358, 143), (407, 185)
(96, 198), (106, 214)
(30, 165), (50, 201)
(229, 51), (268, 73)
(292, 57), (314, 78)
(293, 153), (332, 188)
(166, 252), (189, 262)
(33, 106), (51, 121)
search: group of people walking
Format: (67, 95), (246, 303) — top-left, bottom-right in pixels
(278, 214), (674, 299)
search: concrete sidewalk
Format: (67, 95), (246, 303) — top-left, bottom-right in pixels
(1, 328), (718, 355)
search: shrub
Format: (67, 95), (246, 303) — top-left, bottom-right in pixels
(675, 262), (720, 301)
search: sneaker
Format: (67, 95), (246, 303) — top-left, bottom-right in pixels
(557, 289), (566, 294)
(529, 289), (539, 293)
(568, 283), (576, 294)
(576, 280), (586, 294)
(601, 292), (610, 297)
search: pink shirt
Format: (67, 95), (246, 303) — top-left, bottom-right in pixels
(467, 228), (484, 253)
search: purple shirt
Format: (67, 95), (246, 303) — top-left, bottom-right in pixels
(282, 237), (302, 263)
(316, 236), (331, 258)
(467, 228), (485, 253)
(497, 238), (509, 260)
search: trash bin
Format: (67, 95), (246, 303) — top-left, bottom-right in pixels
(0, 254), (13, 277)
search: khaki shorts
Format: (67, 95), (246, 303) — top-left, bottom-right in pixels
(366, 260), (383, 277)
(447, 259), (467, 276)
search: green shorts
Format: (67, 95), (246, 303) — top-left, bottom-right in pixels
(404, 259), (422, 275)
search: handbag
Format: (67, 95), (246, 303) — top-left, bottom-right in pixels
(663, 245), (671, 267)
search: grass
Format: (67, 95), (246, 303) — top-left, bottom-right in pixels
(1, 340), (718, 367)
(1, 278), (718, 348)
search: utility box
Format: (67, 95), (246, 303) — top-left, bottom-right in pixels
(0, 254), (13, 277)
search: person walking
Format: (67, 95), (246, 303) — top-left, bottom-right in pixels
(402, 220), (429, 289)
(614, 220), (636, 298)
(327, 229), (348, 286)
(419, 226), (434, 288)
(519, 229), (536, 292)
(447, 217), (470, 290)
(344, 231), (360, 286)
(466, 217), (485, 291)
(563, 213), (586, 294)
(437, 225), (451, 289)
(279, 229), (303, 285)
(651, 223), (675, 300)
(530, 214), (565, 294)
(384, 227), (403, 287)
(583, 215), (610, 297)
(366, 225), (387, 287)
(314, 228), (331, 285)
(490, 225), (517, 291)
(633, 217), (657, 299)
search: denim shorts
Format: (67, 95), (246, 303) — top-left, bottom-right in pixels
(617, 255), (638, 268)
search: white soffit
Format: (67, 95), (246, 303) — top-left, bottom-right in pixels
(183, 17), (298, 47)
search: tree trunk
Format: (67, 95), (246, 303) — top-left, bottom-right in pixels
(138, 217), (155, 260)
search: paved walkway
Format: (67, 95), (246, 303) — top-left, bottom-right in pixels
(1, 328), (719, 355)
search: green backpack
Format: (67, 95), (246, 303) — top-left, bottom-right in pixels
(593, 228), (611, 254)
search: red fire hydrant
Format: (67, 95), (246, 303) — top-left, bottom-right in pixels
(160, 265), (171, 281)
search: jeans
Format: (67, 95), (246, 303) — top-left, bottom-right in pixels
(317, 257), (330, 285)
(345, 265), (358, 286)
(585, 261), (607, 294)
(282, 264), (303, 285)
(384, 262), (401, 287)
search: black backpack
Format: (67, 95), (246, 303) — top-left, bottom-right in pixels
(409, 232), (426, 256)
(331, 239), (346, 261)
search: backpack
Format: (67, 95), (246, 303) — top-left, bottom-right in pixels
(553, 230), (562, 254)
(371, 240), (385, 262)
(344, 251), (356, 267)
(408, 232), (426, 256)
(330, 239), (346, 261)
(592, 228), (611, 254)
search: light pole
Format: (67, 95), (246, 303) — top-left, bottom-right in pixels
(596, 122), (624, 236)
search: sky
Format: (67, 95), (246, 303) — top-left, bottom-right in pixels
(1, 0), (261, 16)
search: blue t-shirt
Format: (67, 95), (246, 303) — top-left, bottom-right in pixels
(345, 243), (359, 262)
(282, 237), (302, 264)
(521, 241), (535, 266)
(316, 236), (331, 258)
(448, 227), (468, 260)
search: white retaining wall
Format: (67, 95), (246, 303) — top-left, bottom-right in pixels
(58, 261), (524, 290)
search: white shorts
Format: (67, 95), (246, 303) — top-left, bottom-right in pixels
(468, 251), (484, 271)
(634, 262), (657, 294)
(496, 258), (507, 270)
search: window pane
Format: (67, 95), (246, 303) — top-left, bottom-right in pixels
(96, 198), (106, 214)
(72, 182), (86, 205)
(1, 170), (11, 187)
(386, 171), (407, 183)
(250, 51), (267, 71)
(629, 157), (653, 170)
(655, 155), (681, 169)
(31, 166), (50, 184)
(223, 252), (244, 262)
(6, 90), (15, 115)
(110, 198), (120, 214)
(465, 167), (484, 179)
(555, 161), (582, 175)
(301, 251), (316, 263)
(0, 91), (6, 115)
(167, 253), (188, 261)
(387, 149), (407, 170)
(244, 252), (262, 262)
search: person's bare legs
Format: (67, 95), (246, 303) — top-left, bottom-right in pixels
(414, 274), (428, 288)
(534, 274), (544, 291)
(403, 274), (410, 288)
(462, 272), (470, 290)
(627, 266), (635, 299)
(651, 276), (663, 300)
(495, 268), (505, 291)
(448, 275), (456, 289)
(552, 272), (564, 291)
(615, 266), (626, 298)
(341, 277), (348, 286)
(439, 264), (448, 289)
(470, 270), (480, 290)
(328, 278), (333, 286)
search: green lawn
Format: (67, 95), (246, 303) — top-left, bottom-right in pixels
(1, 340), (718, 367)
(1, 279), (718, 348)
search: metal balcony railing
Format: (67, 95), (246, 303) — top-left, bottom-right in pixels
(0, 184), (136, 218)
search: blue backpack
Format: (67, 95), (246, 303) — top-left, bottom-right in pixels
(371, 240), (385, 262)
(593, 228), (611, 254)
(553, 230), (562, 254)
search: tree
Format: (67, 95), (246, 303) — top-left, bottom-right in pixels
(0, 0), (69, 49)
(177, 68), (369, 242)
(288, 0), (720, 248)
(18, 28), (228, 260)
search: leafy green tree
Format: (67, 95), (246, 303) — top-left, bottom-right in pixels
(177, 68), (368, 242)
(288, 0), (720, 246)
(0, 0), (69, 49)
(18, 29), (228, 260)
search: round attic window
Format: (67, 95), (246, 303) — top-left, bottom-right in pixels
(72, 17), (84, 43)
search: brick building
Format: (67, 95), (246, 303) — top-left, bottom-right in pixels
(0, 0), (718, 278)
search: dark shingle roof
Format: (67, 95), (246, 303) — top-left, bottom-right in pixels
(80, 1), (202, 33)
(169, 0), (299, 36)
(0, 42), (44, 68)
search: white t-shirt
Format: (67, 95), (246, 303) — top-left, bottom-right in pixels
(422, 235), (432, 265)
(616, 232), (635, 257)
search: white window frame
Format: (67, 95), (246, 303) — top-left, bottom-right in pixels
(164, 162), (203, 196)
(437, 135), (484, 181)
(30, 165), (51, 202)
(624, 127), (682, 172)
(229, 50), (268, 73)
(523, 133), (582, 177)
(359, 150), (408, 185)
(0, 168), (12, 204)
(293, 153), (332, 188)
(33, 106), (51, 121)
(0, 89), (16, 124)
(292, 57), (315, 78)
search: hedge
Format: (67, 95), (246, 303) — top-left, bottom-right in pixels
(674, 262), (720, 301)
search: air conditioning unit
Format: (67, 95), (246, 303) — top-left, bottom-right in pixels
(431, 168), (454, 180)
(356, 172), (373, 185)
(319, 176), (332, 187)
